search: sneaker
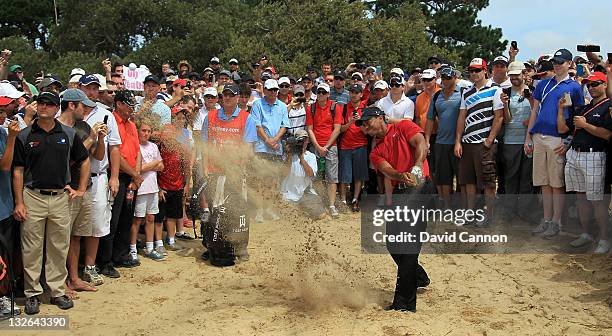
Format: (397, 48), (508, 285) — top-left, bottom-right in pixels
(329, 206), (339, 218)
(201, 210), (211, 224)
(145, 249), (167, 261)
(570, 233), (595, 248)
(24, 296), (40, 315)
(175, 232), (194, 240)
(266, 208), (280, 221)
(0, 296), (21, 316)
(166, 242), (184, 251)
(351, 200), (360, 212)
(83, 265), (104, 286)
(156, 245), (169, 257)
(475, 215), (490, 228)
(50, 295), (74, 310)
(540, 221), (560, 239)
(130, 251), (139, 262)
(99, 264), (120, 278)
(255, 209), (264, 223)
(593, 240), (610, 254)
(532, 219), (551, 235)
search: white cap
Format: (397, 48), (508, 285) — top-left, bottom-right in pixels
(69, 75), (82, 84)
(229, 58), (238, 64)
(492, 55), (509, 65)
(316, 82), (331, 93)
(351, 72), (363, 80)
(278, 77), (291, 86)
(373, 80), (388, 90)
(421, 69), (437, 79)
(0, 81), (26, 99)
(390, 67), (405, 77)
(507, 61), (526, 75)
(211, 57), (220, 63)
(94, 74), (108, 91)
(203, 87), (218, 97)
(70, 68), (85, 78)
(264, 79), (279, 90)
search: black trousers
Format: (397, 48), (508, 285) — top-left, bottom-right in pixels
(97, 174), (132, 266)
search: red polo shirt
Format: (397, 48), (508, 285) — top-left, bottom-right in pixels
(113, 111), (139, 169)
(339, 100), (368, 150)
(305, 100), (344, 146)
(370, 120), (430, 179)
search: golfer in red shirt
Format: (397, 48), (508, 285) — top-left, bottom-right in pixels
(356, 106), (433, 313)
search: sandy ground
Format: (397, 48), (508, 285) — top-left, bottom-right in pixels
(7, 207), (611, 336)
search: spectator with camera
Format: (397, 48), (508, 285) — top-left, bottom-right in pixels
(287, 85), (307, 135)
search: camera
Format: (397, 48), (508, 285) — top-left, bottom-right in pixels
(284, 135), (305, 155)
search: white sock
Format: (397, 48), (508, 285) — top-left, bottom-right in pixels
(155, 240), (163, 248)
(168, 236), (175, 245)
(177, 231), (185, 235)
(146, 242), (154, 252)
(130, 244), (137, 254)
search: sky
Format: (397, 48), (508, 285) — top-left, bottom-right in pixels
(478, 0), (612, 62)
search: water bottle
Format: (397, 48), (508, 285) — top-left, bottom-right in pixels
(525, 143), (533, 158)
(126, 189), (134, 209)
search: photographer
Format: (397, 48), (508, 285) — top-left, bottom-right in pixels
(281, 130), (326, 220)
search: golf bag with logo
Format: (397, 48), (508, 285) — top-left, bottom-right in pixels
(201, 175), (250, 267)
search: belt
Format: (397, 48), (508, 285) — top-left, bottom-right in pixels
(571, 145), (605, 153)
(91, 171), (107, 177)
(26, 186), (66, 196)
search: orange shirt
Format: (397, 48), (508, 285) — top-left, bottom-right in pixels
(415, 87), (441, 131)
(113, 111), (140, 169)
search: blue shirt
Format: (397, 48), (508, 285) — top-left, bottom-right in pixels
(250, 98), (290, 155)
(0, 128), (13, 221)
(330, 88), (350, 105)
(531, 76), (584, 137)
(427, 88), (462, 145)
(201, 106), (257, 144)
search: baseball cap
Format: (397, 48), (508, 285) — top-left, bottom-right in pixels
(203, 87), (218, 97)
(93, 74), (108, 91)
(468, 58), (487, 69)
(188, 72), (202, 81)
(37, 77), (63, 90)
(582, 71), (607, 84)
(79, 74), (101, 87)
(203, 67), (214, 74)
(260, 71), (273, 81)
(349, 84), (363, 93)
(421, 69), (437, 79)
(374, 80), (388, 90)
(278, 77), (290, 86)
(210, 57), (220, 64)
(428, 55), (441, 64)
(173, 79), (187, 87)
(0, 81), (25, 105)
(8, 65), (22, 73)
(165, 75), (178, 83)
(222, 83), (240, 95)
(523, 62), (535, 70)
(69, 75), (82, 84)
(552, 49), (572, 63)
(440, 67), (456, 77)
(61, 88), (97, 108)
(229, 58), (239, 64)
(294, 129), (309, 141)
(264, 79), (279, 90)
(114, 90), (137, 107)
(351, 72), (364, 80)
(144, 75), (160, 85)
(333, 70), (346, 80)
(573, 54), (588, 63)
(366, 66), (377, 73)
(316, 83), (331, 93)
(218, 70), (231, 78)
(265, 66), (277, 75)
(70, 68), (86, 78)
(492, 55), (509, 65)
(355, 106), (385, 126)
(389, 76), (405, 86)
(36, 92), (60, 106)
(411, 67), (423, 75)
(390, 68), (405, 77)
(293, 85), (305, 95)
(507, 61), (526, 75)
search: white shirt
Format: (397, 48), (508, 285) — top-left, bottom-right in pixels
(1, 114), (27, 131)
(138, 141), (161, 195)
(281, 151), (318, 202)
(84, 105), (122, 173)
(287, 105), (307, 135)
(376, 93), (415, 120)
(193, 104), (221, 131)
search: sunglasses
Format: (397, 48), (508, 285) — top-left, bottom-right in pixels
(106, 90), (115, 94)
(352, 77), (361, 81)
(204, 95), (217, 99)
(552, 59), (566, 65)
(279, 84), (291, 88)
(468, 68), (484, 73)
(267, 88), (279, 92)
(586, 81), (603, 88)
(422, 78), (435, 82)
(390, 83), (403, 88)
(316, 90), (328, 95)
(325, 79), (333, 83)
(294, 93), (305, 97)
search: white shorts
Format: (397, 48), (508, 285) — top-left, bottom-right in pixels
(90, 174), (113, 238)
(134, 192), (160, 217)
(564, 148), (606, 201)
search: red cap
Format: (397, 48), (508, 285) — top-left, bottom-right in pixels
(582, 72), (607, 84)
(468, 58), (487, 69)
(171, 104), (188, 115)
(173, 79), (187, 87)
(0, 96), (14, 106)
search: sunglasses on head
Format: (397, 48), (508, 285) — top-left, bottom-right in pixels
(468, 68), (483, 73)
(279, 84), (291, 88)
(586, 81), (603, 88)
(316, 90), (328, 95)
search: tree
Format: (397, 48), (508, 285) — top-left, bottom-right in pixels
(0, 0), (55, 50)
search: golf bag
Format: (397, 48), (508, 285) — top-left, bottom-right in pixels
(201, 175), (250, 267)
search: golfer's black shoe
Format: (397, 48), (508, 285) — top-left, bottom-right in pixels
(384, 304), (416, 313)
(201, 250), (210, 261)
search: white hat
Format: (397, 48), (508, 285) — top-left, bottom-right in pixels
(229, 58), (238, 64)
(264, 79), (279, 90)
(492, 55), (509, 65)
(210, 57), (220, 63)
(373, 80), (388, 90)
(421, 69), (437, 79)
(93, 74), (108, 91)
(70, 68), (86, 78)
(507, 61), (526, 75)
(69, 75), (82, 84)
(278, 77), (291, 86)
(351, 72), (364, 80)
(316, 82), (331, 93)
(203, 87), (218, 97)
(0, 81), (26, 99)
(390, 68), (405, 77)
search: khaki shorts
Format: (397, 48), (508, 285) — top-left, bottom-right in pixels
(70, 190), (93, 237)
(532, 134), (565, 188)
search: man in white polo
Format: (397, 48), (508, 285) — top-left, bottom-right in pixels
(376, 76), (415, 123)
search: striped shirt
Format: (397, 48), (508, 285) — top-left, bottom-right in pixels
(459, 83), (503, 143)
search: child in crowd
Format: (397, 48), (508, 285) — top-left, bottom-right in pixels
(130, 119), (166, 261)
